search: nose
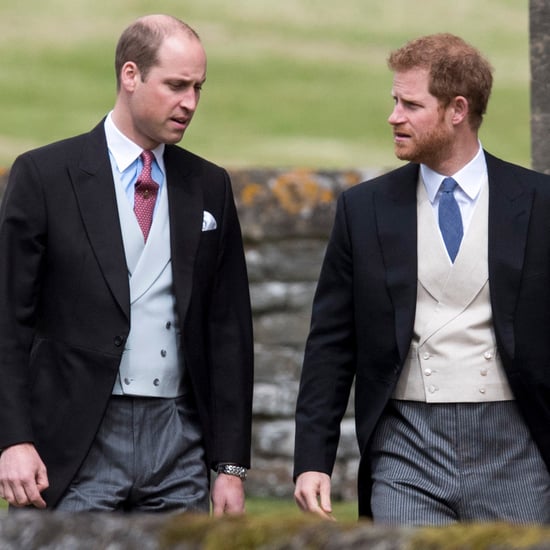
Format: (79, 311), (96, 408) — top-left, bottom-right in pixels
(180, 88), (200, 112)
(388, 103), (403, 126)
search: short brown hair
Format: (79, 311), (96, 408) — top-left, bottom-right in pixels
(387, 33), (493, 130)
(114, 15), (200, 90)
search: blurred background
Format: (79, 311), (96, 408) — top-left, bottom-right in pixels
(0, 0), (529, 170)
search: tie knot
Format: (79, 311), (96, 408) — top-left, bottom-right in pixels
(136, 150), (158, 188)
(141, 150), (154, 168)
(441, 177), (458, 193)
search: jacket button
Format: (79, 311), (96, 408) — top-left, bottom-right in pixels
(114, 336), (124, 347)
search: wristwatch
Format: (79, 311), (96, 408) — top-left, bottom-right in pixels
(217, 463), (247, 480)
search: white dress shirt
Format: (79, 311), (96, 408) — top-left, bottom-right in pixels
(420, 143), (487, 234)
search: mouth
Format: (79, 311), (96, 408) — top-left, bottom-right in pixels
(170, 116), (189, 130)
(393, 130), (411, 144)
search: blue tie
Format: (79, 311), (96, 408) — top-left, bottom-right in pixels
(438, 177), (463, 262)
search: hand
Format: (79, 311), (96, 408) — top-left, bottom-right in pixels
(294, 471), (334, 520)
(211, 473), (245, 516)
(0, 443), (49, 508)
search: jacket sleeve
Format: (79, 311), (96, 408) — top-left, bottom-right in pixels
(207, 171), (254, 468)
(0, 153), (47, 448)
(294, 192), (357, 479)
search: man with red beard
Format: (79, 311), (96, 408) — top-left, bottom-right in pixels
(294, 33), (550, 524)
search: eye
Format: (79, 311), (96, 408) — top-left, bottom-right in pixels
(403, 100), (421, 110)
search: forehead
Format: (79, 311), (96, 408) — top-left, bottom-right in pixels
(391, 67), (432, 98)
(153, 32), (207, 77)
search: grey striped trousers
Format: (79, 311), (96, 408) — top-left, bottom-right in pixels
(55, 394), (210, 513)
(369, 400), (550, 525)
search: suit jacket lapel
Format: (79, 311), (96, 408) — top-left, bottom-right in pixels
(164, 146), (203, 320)
(375, 163), (419, 364)
(70, 122), (130, 320)
(486, 152), (534, 360)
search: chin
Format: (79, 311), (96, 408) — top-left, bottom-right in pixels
(395, 149), (414, 162)
(165, 134), (185, 145)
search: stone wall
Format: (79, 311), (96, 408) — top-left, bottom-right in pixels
(530, 0), (550, 174)
(231, 167), (382, 500)
(4, 509), (550, 549)
(0, 166), (383, 501)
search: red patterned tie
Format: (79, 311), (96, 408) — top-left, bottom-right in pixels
(134, 150), (159, 242)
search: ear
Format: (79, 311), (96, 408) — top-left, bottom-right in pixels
(119, 61), (140, 92)
(450, 96), (469, 126)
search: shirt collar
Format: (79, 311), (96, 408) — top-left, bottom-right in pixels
(420, 142), (487, 203)
(104, 112), (166, 175)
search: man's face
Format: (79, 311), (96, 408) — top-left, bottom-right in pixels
(388, 68), (454, 171)
(124, 32), (207, 150)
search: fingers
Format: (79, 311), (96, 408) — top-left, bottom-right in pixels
(212, 498), (224, 517)
(25, 480), (48, 509)
(0, 444), (49, 509)
(1, 474), (47, 508)
(318, 478), (334, 518)
(294, 471), (334, 520)
(211, 473), (246, 516)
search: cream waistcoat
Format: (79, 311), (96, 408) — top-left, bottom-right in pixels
(392, 177), (513, 402)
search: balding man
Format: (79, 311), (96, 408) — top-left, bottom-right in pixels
(0, 14), (253, 514)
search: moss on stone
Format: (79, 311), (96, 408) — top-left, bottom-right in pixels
(159, 516), (550, 550)
(160, 513), (328, 550)
(411, 523), (550, 550)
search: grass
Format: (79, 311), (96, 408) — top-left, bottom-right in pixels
(0, 497), (358, 521)
(246, 496), (357, 521)
(0, 0), (530, 169)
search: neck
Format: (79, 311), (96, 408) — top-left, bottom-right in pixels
(431, 135), (480, 176)
(111, 103), (158, 151)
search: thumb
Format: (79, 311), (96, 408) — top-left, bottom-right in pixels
(35, 467), (49, 492)
(319, 480), (333, 514)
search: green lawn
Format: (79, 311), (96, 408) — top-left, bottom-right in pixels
(0, 497), (358, 520)
(0, 0), (530, 169)
(247, 496), (357, 521)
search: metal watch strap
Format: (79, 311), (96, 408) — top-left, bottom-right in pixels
(217, 464), (247, 480)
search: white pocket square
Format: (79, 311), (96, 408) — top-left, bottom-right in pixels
(202, 211), (217, 231)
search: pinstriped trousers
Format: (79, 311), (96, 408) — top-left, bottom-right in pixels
(369, 400), (550, 525)
(54, 394), (210, 513)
